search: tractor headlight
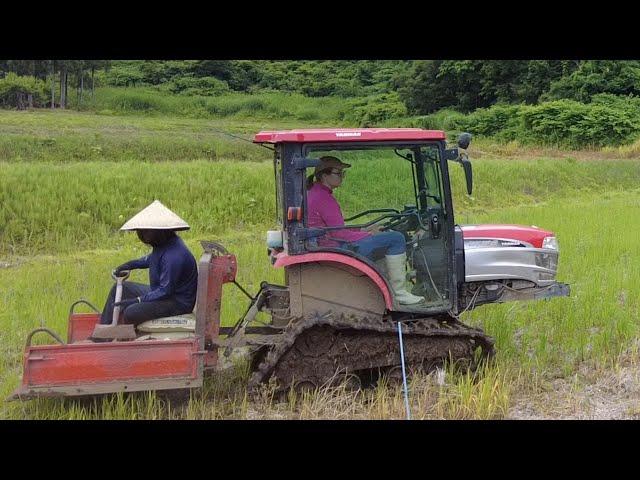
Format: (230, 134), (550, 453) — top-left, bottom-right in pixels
(535, 252), (558, 271)
(542, 236), (558, 251)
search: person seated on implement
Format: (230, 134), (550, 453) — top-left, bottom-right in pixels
(306, 156), (422, 305)
(99, 200), (198, 327)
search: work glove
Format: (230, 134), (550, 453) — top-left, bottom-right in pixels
(113, 262), (132, 277)
(113, 297), (141, 309)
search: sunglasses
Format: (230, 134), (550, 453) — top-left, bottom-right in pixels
(329, 169), (346, 178)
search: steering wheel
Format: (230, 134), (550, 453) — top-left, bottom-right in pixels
(379, 215), (418, 235)
(379, 217), (404, 231)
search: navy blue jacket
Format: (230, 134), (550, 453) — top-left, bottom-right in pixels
(124, 236), (198, 311)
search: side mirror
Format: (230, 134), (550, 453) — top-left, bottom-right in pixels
(460, 155), (473, 195)
(458, 132), (472, 150)
(444, 143), (473, 195)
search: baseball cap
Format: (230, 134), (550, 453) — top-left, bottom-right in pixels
(314, 156), (351, 175)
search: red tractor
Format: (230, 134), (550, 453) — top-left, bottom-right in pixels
(10, 128), (569, 400)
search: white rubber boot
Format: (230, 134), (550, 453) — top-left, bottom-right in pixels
(385, 253), (424, 305)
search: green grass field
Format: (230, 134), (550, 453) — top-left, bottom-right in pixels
(2, 106), (640, 419)
(84, 87), (354, 122)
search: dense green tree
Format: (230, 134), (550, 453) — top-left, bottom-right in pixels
(0, 60), (112, 108)
(396, 60), (580, 114)
(105, 60), (145, 87)
(395, 60), (474, 113)
(6, 59), (640, 129)
(86, 60), (111, 100)
(543, 60), (640, 102)
(514, 60), (577, 104)
(0, 61), (53, 107)
(0, 72), (48, 109)
(192, 61), (258, 91)
(93, 60), (407, 98)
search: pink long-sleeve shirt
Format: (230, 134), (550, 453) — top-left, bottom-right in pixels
(306, 182), (371, 247)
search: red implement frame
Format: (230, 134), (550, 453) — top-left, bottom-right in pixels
(9, 247), (237, 401)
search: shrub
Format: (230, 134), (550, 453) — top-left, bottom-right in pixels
(456, 104), (523, 138)
(424, 98), (640, 148)
(543, 60), (640, 103)
(589, 93), (640, 123)
(0, 73), (48, 109)
(344, 93), (408, 126)
(406, 109), (469, 131)
(168, 76), (230, 96)
(521, 99), (637, 147)
(105, 62), (145, 87)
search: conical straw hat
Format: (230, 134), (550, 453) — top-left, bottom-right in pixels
(120, 200), (190, 231)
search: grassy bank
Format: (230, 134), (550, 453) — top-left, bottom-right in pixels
(0, 110), (279, 163)
(7, 107), (640, 166)
(1, 157), (639, 255)
(81, 88), (352, 122)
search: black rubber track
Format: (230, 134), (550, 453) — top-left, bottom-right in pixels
(248, 312), (495, 393)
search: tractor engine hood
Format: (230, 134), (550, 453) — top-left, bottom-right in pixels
(460, 224), (554, 249)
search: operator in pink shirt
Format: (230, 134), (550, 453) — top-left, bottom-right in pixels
(306, 156), (423, 305)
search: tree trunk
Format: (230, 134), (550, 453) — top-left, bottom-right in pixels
(80, 71), (84, 106)
(60, 69), (66, 109)
(28, 94), (33, 109)
(50, 62), (55, 109)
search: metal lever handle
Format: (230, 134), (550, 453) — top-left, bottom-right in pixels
(112, 275), (127, 326)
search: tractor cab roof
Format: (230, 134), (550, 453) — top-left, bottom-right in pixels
(253, 128), (446, 144)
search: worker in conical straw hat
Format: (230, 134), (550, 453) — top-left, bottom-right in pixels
(99, 200), (198, 326)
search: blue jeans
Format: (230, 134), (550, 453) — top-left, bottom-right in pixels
(100, 281), (188, 326)
(350, 231), (406, 259)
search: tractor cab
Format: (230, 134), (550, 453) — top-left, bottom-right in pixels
(255, 128), (473, 317)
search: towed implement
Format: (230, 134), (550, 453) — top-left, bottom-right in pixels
(11, 128), (570, 401)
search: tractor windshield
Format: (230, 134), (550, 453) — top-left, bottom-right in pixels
(303, 144), (444, 236)
(319, 148), (416, 219)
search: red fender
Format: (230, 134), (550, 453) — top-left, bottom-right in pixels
(273, 252), (393, 310)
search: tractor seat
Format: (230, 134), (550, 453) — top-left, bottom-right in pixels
(135, 313), (196, 341)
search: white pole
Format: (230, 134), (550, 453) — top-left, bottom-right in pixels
(397, 322), (411, 420)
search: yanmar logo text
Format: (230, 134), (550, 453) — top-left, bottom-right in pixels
(335, 132), (362, 137)
(499, 240), (524, 247)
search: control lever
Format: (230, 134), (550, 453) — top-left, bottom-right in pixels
(430, 213), (441, 239)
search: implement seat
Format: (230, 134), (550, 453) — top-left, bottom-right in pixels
(135, 313), (196, 341)
(135, 260), (201, 341)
